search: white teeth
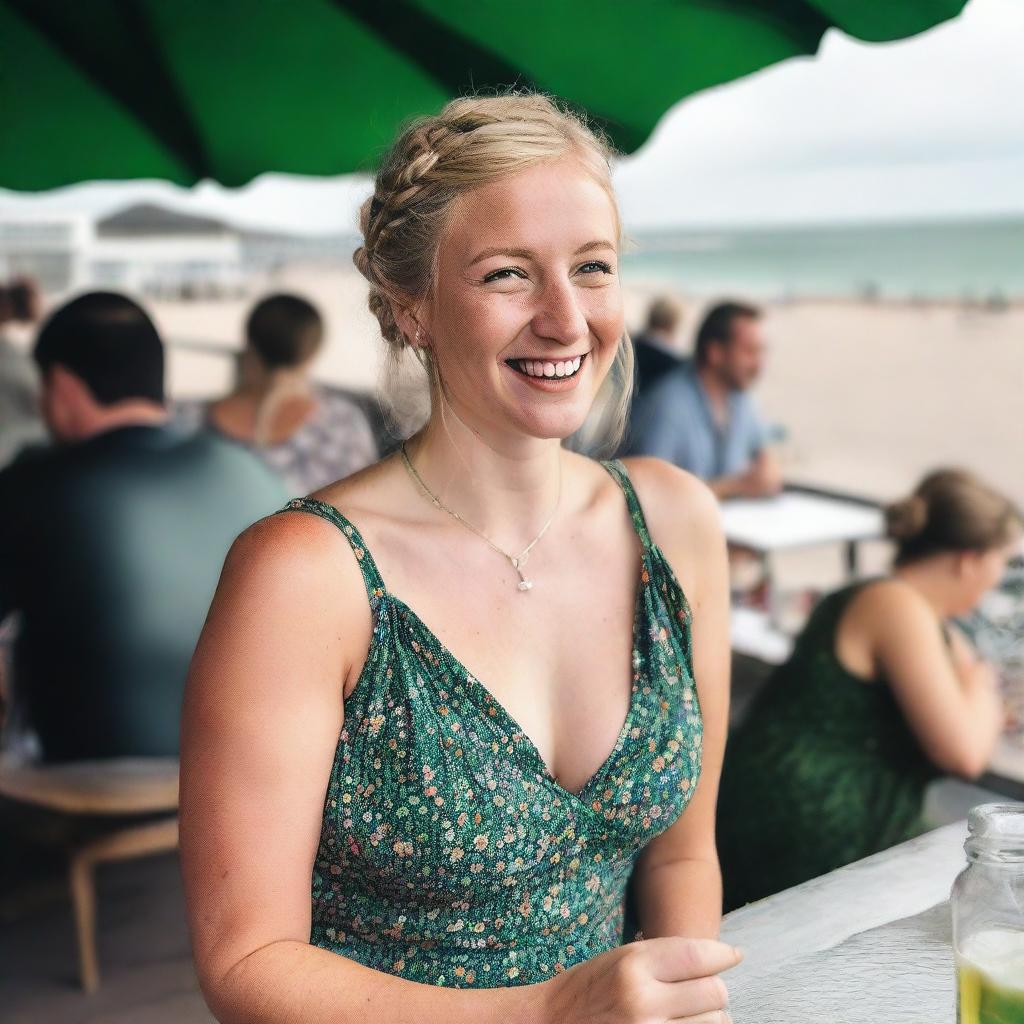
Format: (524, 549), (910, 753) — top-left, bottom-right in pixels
(510, 354), (585, 378)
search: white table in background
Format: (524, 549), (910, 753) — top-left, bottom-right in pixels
(722, 488), (885, 634)
(729, 606), (794, 665)
(720, 821), (968, 1022)
(721, 488), (885, 577)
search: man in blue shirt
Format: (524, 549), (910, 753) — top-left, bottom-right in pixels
(0, 292), (288, 762)
(625, 300), (782, 500)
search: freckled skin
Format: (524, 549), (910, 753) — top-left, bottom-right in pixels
(420, 157), (625, 445)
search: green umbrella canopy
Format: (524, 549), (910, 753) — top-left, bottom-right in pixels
(1, 0), (968, 191)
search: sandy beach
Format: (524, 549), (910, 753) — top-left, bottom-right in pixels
(155, 264), (1024, 517)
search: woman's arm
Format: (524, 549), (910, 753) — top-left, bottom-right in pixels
(865, 581), (1005, 779)
(179, 513), (549, 1024)
(620, 457), (732, 939)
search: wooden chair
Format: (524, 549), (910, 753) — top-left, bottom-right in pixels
(0, 752), (180, 992)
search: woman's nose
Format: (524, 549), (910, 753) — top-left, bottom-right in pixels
(531, 277), (589, 345)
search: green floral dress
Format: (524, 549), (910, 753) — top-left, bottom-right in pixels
(275, 459), (703, 988)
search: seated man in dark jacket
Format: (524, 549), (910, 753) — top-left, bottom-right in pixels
(0, 292), (288, 762)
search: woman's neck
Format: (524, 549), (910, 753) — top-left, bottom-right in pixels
(891, 557), (961, 619)
(235, 361), (311, 401)
(213, 362), (315, 444)
(405, 417), (565, 549)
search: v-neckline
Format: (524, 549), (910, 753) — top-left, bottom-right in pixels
(383, 551), (649, 806)
(302, 459), (663, 805)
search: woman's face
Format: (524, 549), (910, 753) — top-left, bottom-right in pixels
(420, 156), (624, 445)
(953, 539), (1020, 613)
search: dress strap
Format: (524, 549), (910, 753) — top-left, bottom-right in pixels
(275, 497), (386, 604)
(600, 459), (654, 554)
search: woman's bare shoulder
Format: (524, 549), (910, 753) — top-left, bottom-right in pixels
(848, 575), (927, 617)
(842, 575), (944, 651)
(609, 455), (723, 606)
(616, 455), (721, 546)
(307, 449), (399, 519)
(220, 492), (373, 644)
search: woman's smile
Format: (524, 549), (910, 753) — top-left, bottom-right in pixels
(503, 351), (590, 391)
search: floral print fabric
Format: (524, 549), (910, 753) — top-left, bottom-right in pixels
(275, 458), (702, 988)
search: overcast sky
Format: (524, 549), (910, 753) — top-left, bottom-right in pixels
(2, 0), (1021, 232)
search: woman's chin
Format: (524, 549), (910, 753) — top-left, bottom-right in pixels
(511, 408), (591, 442)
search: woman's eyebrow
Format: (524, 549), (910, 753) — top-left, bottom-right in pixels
(468, 240), (617, 266)
(468, 246), (533, 266)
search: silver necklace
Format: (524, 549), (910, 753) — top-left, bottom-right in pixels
(399, 441), (561, 592)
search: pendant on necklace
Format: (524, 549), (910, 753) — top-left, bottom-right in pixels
(510, 557), (533, 592)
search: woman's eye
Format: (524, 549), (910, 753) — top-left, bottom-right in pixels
(578, 260), (614, 275)
(482, 267), (527, 283)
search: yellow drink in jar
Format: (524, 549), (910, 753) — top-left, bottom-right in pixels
(957, 929), (1024, 1023)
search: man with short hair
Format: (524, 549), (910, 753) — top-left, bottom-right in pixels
(0, 292), (288, 762)
(626, 300), (782, 500)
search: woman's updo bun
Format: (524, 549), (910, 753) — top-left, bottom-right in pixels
(886, 468), (1022, 565)
(884, 495), (928, 541)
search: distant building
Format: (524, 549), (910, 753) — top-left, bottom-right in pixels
(93, 204), (245, 298)
(0, 213), (91, 294)
(0, 202), (361, 300)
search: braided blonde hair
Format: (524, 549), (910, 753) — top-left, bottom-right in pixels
(353, 91), (633, 455)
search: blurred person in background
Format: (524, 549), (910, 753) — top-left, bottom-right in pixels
(175, 293), (379, 494)
(625, 300), (782, 500)
(0, 291), (287, 763)
(630, 294), (685, 400)
(716, 468), (1021, 911)
(0, 277), (47, 468)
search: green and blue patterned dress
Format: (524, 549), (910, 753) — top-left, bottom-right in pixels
(276, 458), (703, 988)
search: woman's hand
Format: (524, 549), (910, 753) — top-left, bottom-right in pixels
(964, 658), (1008, 732)
(540, 937), (743, 1024)
(947, 623), (981, 679)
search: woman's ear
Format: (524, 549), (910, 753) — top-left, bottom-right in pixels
(392, 297), (431, 350)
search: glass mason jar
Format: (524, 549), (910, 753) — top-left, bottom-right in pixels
(951, 803), (1024, 1023)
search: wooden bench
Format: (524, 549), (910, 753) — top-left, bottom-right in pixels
(0, 753), (180, 992)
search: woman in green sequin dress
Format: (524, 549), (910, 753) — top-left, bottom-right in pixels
(180, 93), (741, 1023)
(717, 469), (1021, 911)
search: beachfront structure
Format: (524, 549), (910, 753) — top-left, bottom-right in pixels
(93, 204), (246, 299)
(0, 213), (91, 294)
(0, 203), (359, 299)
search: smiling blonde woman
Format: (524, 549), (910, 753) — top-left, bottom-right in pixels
(179, 92), (739, 1024)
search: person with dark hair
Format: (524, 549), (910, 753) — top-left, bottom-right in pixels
(630, 295), (685, 400)
(0, 291), (288, 762)
(175, 292), (378, 494)
(625, 300), (781, 500)
(716, 468), (1022, 911)
(0, 277), (47, 468)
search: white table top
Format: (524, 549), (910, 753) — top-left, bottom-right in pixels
(721, 821), (968, 1021)
(720, 491), (885, 553)
(730, 606), (794, 665)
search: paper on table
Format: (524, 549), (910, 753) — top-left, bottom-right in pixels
(728, 901), (954, 1023)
